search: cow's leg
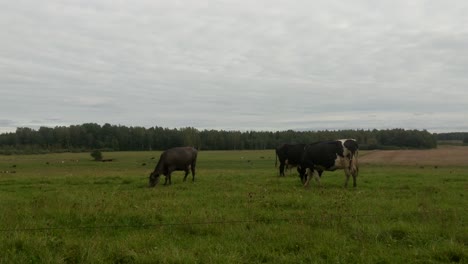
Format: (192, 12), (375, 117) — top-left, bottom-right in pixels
(279, 162), (285, 176)
(313, 170), (321, 185)
(163, 166), (169, 185)
(344, 172), (350, 188)
(183, 165), (190, 182)
(351, 162), (358, 188)
(167, 172), (172, 185)
(183, 169), (189, 181)
(300, 172), (305, 184)
(303, 168), (310, 187)
(191, 162), (196, 182)
(342, 158), (351, 188)
(297, 167), (305, 184)
(304, 168), (320, 187)
(166, 167), (174, 185)
(317, 170), (323, 178)
(343, 157), (359, 188)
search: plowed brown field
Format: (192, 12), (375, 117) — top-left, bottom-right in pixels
(359, 145), (468, 166)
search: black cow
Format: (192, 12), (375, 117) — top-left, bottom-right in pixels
(275, 143), (306, 176)
(299, 139), (359, 188)
(149, 147), (198, 187)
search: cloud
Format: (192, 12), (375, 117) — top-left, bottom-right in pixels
(1, 1), (468, 133)
(64, 96), (115, 108)
(0, 120), (17, 133)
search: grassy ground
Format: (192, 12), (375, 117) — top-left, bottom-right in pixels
(0, 150), (467, 263)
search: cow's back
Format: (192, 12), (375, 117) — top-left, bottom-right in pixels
(277, 143), (306, 164)
(286, 144), (306, 164)
(159, 147), (197, 170)
(302, 141), (342, 169)
(165, 147), (197, 162)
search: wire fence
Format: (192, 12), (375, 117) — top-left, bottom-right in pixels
(1, 211), (464, 233)
(0, 214), (379, 233)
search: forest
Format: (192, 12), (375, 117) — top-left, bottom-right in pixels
(0, 123), (447, 154)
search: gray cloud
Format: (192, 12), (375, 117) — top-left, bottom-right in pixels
(1, 0), (468, 133)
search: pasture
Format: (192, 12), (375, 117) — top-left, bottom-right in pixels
(0, 147), (467, 263)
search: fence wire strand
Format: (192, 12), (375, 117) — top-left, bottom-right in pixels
(1, 209), (464, 233)
(0, 213), (379, 233)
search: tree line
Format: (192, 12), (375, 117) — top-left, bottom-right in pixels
(0, 123), (441, 154)
(436, 132), (468, 144)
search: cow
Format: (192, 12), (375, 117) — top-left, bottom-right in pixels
(275, 143), (306, 176)
(298, 139), (359, 188)
(148, 147), (198, 187)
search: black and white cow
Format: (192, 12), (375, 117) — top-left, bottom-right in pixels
(299, 139), (359, 187)
(275, 143), (306, 176)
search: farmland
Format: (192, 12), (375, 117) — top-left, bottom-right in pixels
(0, 147), (467, 263)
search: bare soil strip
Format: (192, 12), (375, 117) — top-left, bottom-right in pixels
(359, 145), (468, 166)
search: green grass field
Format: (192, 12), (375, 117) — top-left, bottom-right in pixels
(0, 150), (467, 263)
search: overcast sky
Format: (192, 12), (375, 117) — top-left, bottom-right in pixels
(1, 1), (467, 133)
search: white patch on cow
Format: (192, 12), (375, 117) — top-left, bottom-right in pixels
(337, 139), (359, 187)
(339, 138), (357, 157)
(285, 160), (297, 169)
(337, 139), (356, 169)
(304, 168), (321, 187)
(333, 154), (344, 170)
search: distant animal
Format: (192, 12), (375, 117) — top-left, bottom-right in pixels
(149, 147), (198, 187)
(275, 143), (306, 176)
(298, 139), (359, 188)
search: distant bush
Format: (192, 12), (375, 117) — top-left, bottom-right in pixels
(90, 150), (103, 161)
(437, 140), (464, 146)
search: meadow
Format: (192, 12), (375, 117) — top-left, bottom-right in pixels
(0, 149), (466, 263)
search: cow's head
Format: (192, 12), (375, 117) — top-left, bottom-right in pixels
(148, 171), (160, 187)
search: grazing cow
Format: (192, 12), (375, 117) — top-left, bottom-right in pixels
(299, 139), (359, 188)
(149, 147), (198, 187)
(275, 143), (306, 176)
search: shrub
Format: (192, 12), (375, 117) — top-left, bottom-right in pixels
(90, 150), (103, 161)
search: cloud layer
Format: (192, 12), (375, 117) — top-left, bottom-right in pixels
(1, 1), (467, 133)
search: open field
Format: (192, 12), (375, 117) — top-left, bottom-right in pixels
(360, 145), (468, 166)
(0, 148), (467, 263)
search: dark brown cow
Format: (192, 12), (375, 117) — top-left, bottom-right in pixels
(149, 147), (198, 187)
(275, 143), (306, 176)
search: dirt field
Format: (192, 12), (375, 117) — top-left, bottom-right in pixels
(359, 145), (468, 166)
